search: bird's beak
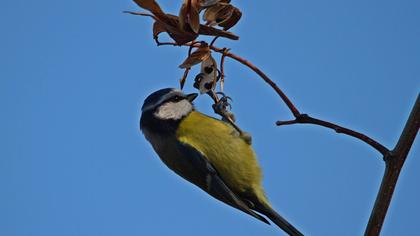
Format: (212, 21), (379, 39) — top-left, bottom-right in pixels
(186, 93), (198, 102)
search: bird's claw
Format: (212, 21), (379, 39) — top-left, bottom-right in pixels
(212, 93), (236, 123)
(215, 92), (232, 110)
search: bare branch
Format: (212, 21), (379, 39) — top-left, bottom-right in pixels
(211, 45), (302, 117)
(365, 94), (420, 235)
(179, 68), (190, 89)
(123, 11), (157, 20)
(156, 41), (301, 117)
(156, 41), (391, 156)
(276, 114), (390, 156)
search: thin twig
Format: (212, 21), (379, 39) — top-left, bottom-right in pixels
(365, 94), (420, 236)
(179, 68), (190, 89)
(211, 46), (302, 117)
(210, 36), (220, 47)
(276, 114), (390, 156)
(219, 48), (229, 92)
(123, 11), (157, 20)
(156, 41), (301, 117)
(156, 41), (389, 157)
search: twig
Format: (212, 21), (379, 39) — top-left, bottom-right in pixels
(156, 41), (301, 117)
(210, 36), (220, 47)
(219, 48), (229, 92)
(276, 114), (389, 156)
(123, 11), (157, 20)
(365, 94), (420, 235)
(211, 46), (302, 117)
(157, 41), (388, 156)
(179, 68), (190, 89)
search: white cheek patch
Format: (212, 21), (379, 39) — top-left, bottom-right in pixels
(154, 100), (193, 120)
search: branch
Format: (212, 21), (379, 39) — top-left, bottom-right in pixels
(276, 114), (389, 156)
(156, 41), (390, 156)
(365, 94), (420, 235)
(211, 45), (302, 117)
(155, 41), (301, 117)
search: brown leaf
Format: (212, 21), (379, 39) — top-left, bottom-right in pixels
(198, 24), (238, 40)
(133, 0), (165, 18)
(127, 2), (238, 44)
(189, 0), (201, 33)
(207, 4), (232, 23)
(219, 6), (241, 30)
(203, 4), (226, 26)
(202, 0), (231, 5)
(178, 0), (189, 31)
(152, 21), (166, 39)
(161, 14), (199, 44)
(203, 3), (241, 30)
(179, 44), (211, 68)
(179, 0), (201, 34)
(166, 28), (197, 44)
(163, 14), (238, 43)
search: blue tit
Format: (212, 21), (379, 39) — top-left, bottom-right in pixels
(140, 88), (303, 236)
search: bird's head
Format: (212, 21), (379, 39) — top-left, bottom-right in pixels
(141, 88), (198, 121)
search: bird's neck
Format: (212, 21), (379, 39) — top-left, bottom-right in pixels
(140, 110), (191, 135)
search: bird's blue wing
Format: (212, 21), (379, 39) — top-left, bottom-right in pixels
(176, 141), (270, 225)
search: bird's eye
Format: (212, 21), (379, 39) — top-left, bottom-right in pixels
(173, 96), (182, 102)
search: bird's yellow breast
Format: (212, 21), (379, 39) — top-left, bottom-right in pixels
(176, 111), (264, 195)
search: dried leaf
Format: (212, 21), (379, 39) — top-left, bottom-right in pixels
(203, 3), (241, 30)
(201, 0), (230, 6)
(203, 4), (226, 25)
(219, 6), (241, 30)
(161, 14), (198, 44)
(155, 13), (239, 44)
(153, 21), (166, 39)
(214, 5), (233, 22)
(198, 24), (238, 40)
(199, 0), (221, 7)
(133, 0), (165, 18)
(128, 0), (239, 44)
(179, 44), (211, 68)
(179, 0), (201, 34)
(178, 0), (189, 31)
(189, 0), (201, 33)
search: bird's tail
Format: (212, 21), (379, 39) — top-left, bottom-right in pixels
(255, 203), (304, 236)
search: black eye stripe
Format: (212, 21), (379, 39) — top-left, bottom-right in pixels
(168, 95), (184, 102)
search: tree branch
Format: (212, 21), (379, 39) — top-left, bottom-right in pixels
(365, 94), (420, 235)
(156, 41), (389, 155)
(276, 114), (389, 156)
(156, 41), (302, 117)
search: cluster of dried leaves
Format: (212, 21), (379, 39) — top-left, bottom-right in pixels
(125, 0), (242, 92)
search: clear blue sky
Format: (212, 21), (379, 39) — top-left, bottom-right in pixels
(1, 1), (419, 235)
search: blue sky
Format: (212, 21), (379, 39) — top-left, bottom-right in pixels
(1, 1), (419, 235)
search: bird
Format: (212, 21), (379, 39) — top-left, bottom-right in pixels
(140, 88), (303, 236)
